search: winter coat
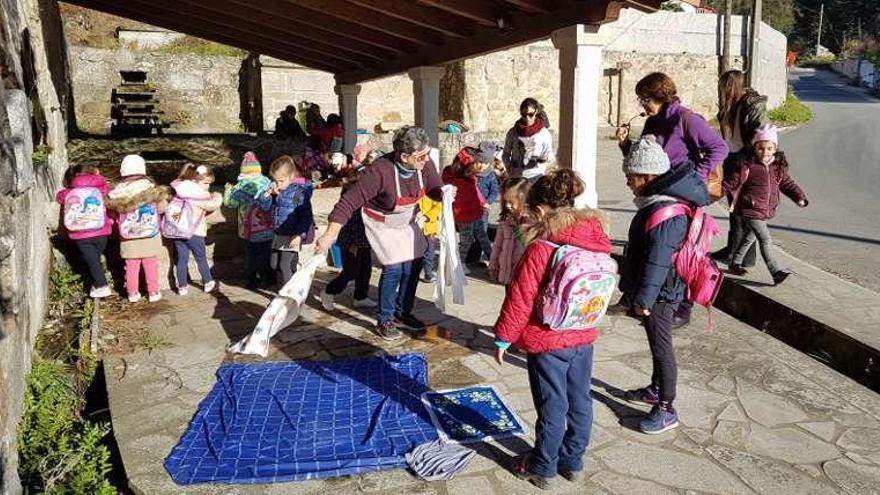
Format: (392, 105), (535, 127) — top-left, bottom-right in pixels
(720, 89), (769, 154)
(487, 217), (527, 285)
(502, 126), (555, 179)
(493, 207), (611, 354)
(273, 179), (314, 237)
(418, 196), (442, 237)
(723, 154), (808, 220)
(624, 100), (728, 181)
(223, 174), (274, 242)
(477, 170), (500, 205)
(170, 180), (222, 238)
(55, 173), (113, 240)
(106, 177), (171, 259)
(311, 124), (344, 153)
(619, 162), (710, 309)
(442, 165), (486, 224)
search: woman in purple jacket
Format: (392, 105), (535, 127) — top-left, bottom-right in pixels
(616, 72), (728, 328)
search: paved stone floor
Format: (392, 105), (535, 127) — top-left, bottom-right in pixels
(106, 266), (880, 495)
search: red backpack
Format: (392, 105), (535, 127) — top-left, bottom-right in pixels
(645, 202), (723, 327)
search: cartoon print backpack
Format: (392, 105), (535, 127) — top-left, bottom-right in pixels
(242, 204), (273, 239)
(63, 187), (106, 232)
(118, 202), (160, 240)
(161, 196), (204, 239)
(538, 241), (618, 331)
(645, 202), (723, 316)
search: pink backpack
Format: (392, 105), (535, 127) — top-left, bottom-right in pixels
(161, 196), (204, 239)
(118, 202), (160, 240)
(538, 241), (618, 331)
(645, 202), (724, 319)
(62, 187), (105, 232)
(242, 204), (273, 239)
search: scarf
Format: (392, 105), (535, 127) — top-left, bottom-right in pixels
(394, 161), (416, 179)
(515, 117), (544, 138)
(633, 194), (679, 210)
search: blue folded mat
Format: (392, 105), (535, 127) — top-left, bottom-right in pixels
(422, 386), (526, 444)
(165, 353), (439, 484)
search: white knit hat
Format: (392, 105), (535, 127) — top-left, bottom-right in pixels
(120, 154), (146, 177)
(622, 135), (670, 176)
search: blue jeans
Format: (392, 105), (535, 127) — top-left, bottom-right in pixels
(474, 211), (492, 261)
(173, 235), (213, 288)
(377, 258), (423, 323)
(527, 344), (595, 478)
(423, 236), (437, 278)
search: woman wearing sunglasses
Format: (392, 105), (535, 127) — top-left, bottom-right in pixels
(503, 97), (555, 180)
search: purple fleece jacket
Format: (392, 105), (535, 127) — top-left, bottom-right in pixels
(637, 100), (729, 180)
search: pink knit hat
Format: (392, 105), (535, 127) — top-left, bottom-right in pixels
(751, 124), (778, 145)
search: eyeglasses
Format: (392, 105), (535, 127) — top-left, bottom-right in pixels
(637, 96), (652, 105)
(404, 149), (430, 163)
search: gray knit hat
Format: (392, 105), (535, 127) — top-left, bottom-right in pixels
(476, 141), (501, 164)
(622, 135), (670, 176)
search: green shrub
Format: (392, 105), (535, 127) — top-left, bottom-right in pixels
(769, 91), (813, 127)
(797, 55), (836, 69)
(157, 36), (245, 57)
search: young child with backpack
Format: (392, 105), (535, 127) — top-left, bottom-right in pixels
(442, 147), (492, 273)
(166, 163), (222, 295)
(418, 195), (442, 283)
(107, 155), (171, 303)
(493, 169), (612, 490)
(56, 164), (113, 298)
(475, 141), (501, 264)
(617, 135), (713, 434)
(724, 125), (807, 285)
(269, 155), (315, 286)
(223, 152), (274, 290)
(487, 178), (532, 285)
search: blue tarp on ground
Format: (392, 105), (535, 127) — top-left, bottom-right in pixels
(165, 353), (439, 484)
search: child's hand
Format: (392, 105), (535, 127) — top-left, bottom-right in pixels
(616, 125), (630, 143)
(224, 183), (233, 191)
(798, 200), (807, 207)
(633, 306), (651, 317)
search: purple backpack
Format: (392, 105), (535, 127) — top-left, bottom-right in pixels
(161, 196), (204, 239)
(538, 241), (618, 331)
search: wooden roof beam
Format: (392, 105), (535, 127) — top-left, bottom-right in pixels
(502, 0), (553, 13)
(343, 0), (473, 39)
(416, 0), (500, 27)
(66, 0), (341, 73)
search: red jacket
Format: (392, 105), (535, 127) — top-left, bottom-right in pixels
(55, 173), (113, 240)
(441, 165), (485, 223)
(311, 124), (344, 153)
(723, 154), (807, 220)
(494, 208), (612, 354)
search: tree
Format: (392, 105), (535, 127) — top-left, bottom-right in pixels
(705, 0), (795, 35)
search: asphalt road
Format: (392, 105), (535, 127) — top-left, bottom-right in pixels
(771, 68), (880, 292)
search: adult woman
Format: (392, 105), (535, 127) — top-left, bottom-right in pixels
(315, 126), (444, 341)
(503, 97), (555, 180)
(616, 72), (728, 328)
(711, 69), (769, 264)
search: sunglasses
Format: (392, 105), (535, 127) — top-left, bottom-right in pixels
(521, 111), (536, 118)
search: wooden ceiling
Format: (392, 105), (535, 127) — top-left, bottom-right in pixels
(65, 0), (661, 84)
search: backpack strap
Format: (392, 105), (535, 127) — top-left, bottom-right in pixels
(727, 163), (751, 213)
(644, 202), (691, 232)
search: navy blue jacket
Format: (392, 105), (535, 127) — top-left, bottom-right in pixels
(619, 162), (710, 309)
(273, 181), (314, 236)
(477, 171), (500, 205)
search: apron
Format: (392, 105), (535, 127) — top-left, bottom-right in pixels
(361, 167), (426, 266)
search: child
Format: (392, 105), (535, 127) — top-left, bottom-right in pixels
(441, 147), (490, 273)
(724, 125), (807, 285)
(487, 178), (532, 285)
(475, 141), (501, 264)
(269, 155), (315, 286)
(493, 169), (611, 489)
(418, 195), (442, 283)
(617, 135), (710, 434)
(169, 163), (223, 295)
(223, 152), (275, 290)
(107, 154), (171, 303)
(56, 164), (113, 298)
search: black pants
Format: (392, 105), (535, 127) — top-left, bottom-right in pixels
(244, 240), (273, 286)
(645, 302), (678, 403)
(271, 249), (299, 286)
(326, 246), (372, 300)
(74, 236), (109, 288)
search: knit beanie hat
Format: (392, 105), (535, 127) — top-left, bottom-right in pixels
(751, 124), (778, 145)
(622, 135), (670, 176)
(120, 154), (146, 177)
(476, 141), (501, 164)
(240, 151), (262, 175)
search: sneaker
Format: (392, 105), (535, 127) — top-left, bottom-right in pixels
(90, 286), (111, 298)
(203, 280), (217, 293)
(559, 468), (584, 483)
(772, 270), (791, 286)
(671, 315), (690, 329)
(421, 273), (437, 283)
(148, 292), (162, 303)
(374, 320), (404, 341)
(727, 263), (748, 276)
(178, 286), (189, 296)
(639, 404), (680, 434)
(709, 247), (731, 262)
(511, 455), (552, 490)
(623, 386), (660, 406)
(353, 297), (377, 308)
(396, 313), (426, 332)
(320, 290), (336, 311)
(128, 293), (142, 303)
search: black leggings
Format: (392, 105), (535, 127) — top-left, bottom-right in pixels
(646, 302), (678, 403)
(271, 249), (299, 286)
(326, 246), (372, 300)
(74, 236), (109, 288)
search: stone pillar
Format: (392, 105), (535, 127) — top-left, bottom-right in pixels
(334, 82), (361, 154)
(552, 24), (608, 209)
(408, 66), (446, 147)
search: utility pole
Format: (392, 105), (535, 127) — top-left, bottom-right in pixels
(747, 0), (762, 87)
(816, 3), (824, 54)
(722, 0), (732, 72)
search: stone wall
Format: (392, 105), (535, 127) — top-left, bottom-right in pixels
(0, 0), (70, 492)
(68, 46), (243, 134)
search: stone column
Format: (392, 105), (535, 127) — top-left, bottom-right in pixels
(334, 82), (361, 154)
(552, 24), (608, 209)
(408, 66), (446, 147)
